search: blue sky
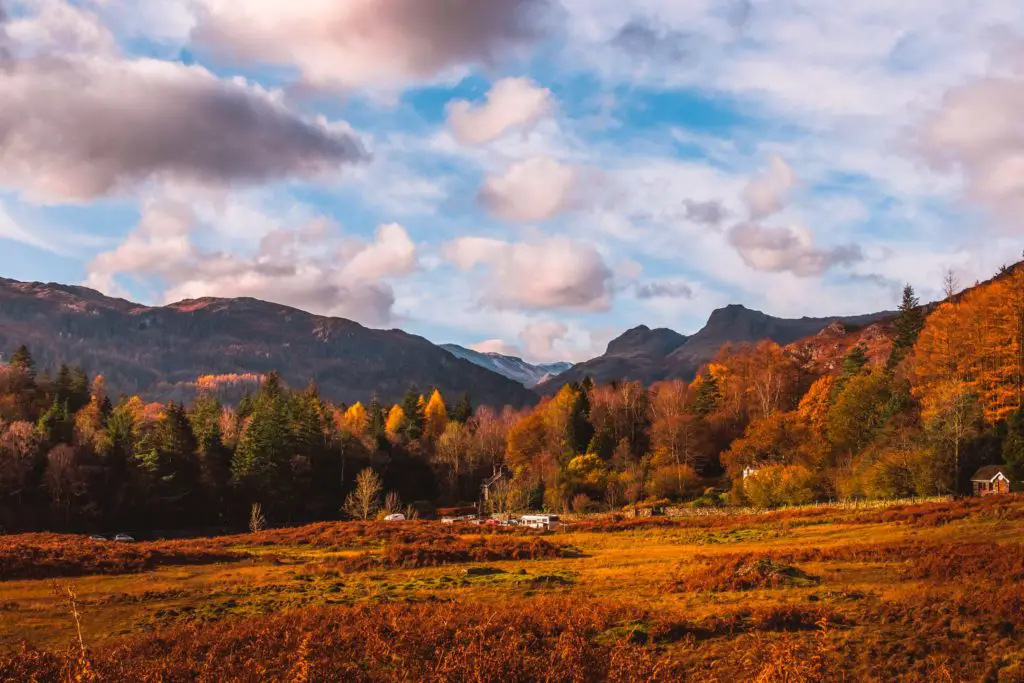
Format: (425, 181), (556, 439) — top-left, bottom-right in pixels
(1, 0), (1023, 362)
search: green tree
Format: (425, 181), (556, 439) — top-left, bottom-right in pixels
(451, 393), (474, 424)
(841, 344), (870, 380)
(9, 345), (35, 378)
(401, 386), (425, 441)
(888, 285), (924, 369)
(693, 372), (721, 416)
(1004, 408), (1024, 487)
(231, 375), (290, 505)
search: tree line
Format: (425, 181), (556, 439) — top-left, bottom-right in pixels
(1, 265), (1023, 532)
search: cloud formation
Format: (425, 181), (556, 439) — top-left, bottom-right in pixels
(635, 280), (694, 300)
(743, 156), (796, 219)
(919, 75), (1024, 224)
(727, 222), (863, 277)
(0, 55), (368, 201)
(192, 0), (552, 90)
(86, 202), (418, 326)
(479, 156), (580, 221)
(447, 77), (553, 145)
(683, 199), (729, 227)
(443, 235), (613, 311)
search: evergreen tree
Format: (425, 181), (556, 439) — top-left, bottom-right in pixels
(451, 393), (474, 424)
(693, 372), (721, 416)
(232, 378), (290, 506)
(68, 367), (90, 412)
(888, 285), (924, 369)
(401, 386), (425, 441)
(9, 344), (35, 378)
(1004, 408), (1024, 487)
(36, 397), (71, 446)
(841, 344), (870, 380)
(368, 396), (387, 443)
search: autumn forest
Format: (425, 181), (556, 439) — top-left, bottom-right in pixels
(1, 265), (1023, 535)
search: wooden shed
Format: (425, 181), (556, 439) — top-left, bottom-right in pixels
(970, 466), (1013, 496)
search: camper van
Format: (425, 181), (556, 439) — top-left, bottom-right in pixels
(519, 514), (561, 530)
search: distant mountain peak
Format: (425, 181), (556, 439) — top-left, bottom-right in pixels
(441, 344), (572, 388)
(605, 326), (688, 357)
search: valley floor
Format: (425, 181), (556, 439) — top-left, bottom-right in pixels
(2, 496), (1024, 682)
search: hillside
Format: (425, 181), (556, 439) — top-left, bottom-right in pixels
(0, 278), (536, 407)
(440, 345), (572, 388)
(541, 305), (894, 391)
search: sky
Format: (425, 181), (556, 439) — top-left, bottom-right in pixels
(1, 0), (1023, 364)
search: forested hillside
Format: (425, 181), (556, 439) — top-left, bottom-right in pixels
(0, 278), (535, 407)
(1, 266), (1022, 533)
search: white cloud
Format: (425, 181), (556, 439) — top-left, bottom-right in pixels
(479, 156), (581, 221)
(743, 155), (796, 219)
(5, 0), (116, 57)
(918, 74), (1024, 226)
(447, 77), (553, 145)
(443, 235), (613, 311)
(0, 200), (60, 253)
(191, 0), (553, 90)
(85, 201), (420, 326)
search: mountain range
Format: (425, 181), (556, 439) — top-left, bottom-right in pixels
(536, 304), (895, 393)
(440, 345), (572, 388)
(0, 278), (536, 407)
(0, 276), (895, 405)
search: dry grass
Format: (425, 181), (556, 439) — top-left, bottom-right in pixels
(330, 536), (573, 571)
(0, 534), (248, 580)
(4, 496), (1024, 682)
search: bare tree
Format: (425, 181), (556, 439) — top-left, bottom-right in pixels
(343, 467), (383, 520)
(383, 491), (402, 515)
(943, 268), (960, 301)
(249, 503), (267, 533)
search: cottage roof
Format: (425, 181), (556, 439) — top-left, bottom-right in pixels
(970, 465), (1010, 482)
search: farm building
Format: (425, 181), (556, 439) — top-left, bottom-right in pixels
(970, 466), (1014, 496)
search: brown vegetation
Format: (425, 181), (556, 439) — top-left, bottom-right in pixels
(329, 536), (571, 571)
(0, 534), (247, 580)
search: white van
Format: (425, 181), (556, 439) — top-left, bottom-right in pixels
(519, 514), (561, 530)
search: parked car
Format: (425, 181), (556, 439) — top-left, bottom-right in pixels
(113, 533), (135, 542)
(483, 518), (501, 527)
(384, 513), (406, 522)
(500, 519), (521, 527)
(88, 534), (107, 541)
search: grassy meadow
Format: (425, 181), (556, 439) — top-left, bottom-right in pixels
(2, 496), (1024, 682)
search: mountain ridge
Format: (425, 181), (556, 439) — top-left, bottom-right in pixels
(539, 303), (896, 392)
(0, 278), (536, 407)
(440, 344), (572, 388)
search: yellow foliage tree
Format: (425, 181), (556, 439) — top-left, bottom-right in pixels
(341, 402), (369, 437)
(385, 405), (406, 440)
(423, 390), (448, 441)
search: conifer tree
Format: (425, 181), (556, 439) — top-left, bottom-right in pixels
(888, 285), (924, 369)
(423, 390), (448, 441)
(9, 345), (35, 378)
(451, 393), (473, 424)
(401, 387), (425, 441)
(693, 371), (721, 416)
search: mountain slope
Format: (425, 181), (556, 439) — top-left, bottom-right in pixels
(440, 345), (571, 388)
(540, 305), (893, 392)
(540, 326), (689, 390)
(0, 278), (536, 407)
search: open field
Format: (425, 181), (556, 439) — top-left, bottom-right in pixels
(3, 496), (1024, 682)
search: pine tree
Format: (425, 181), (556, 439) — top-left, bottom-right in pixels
(888, 285), (924, 369)
(1004, 408), (1024, 486)
(231, 378), (290, 504)
(9, 344), (35, 378)
(451, 393), (473, 424)
(401, 387), (425, 441)
(693, 372), (721, 416)
(842, 344), (870, 380)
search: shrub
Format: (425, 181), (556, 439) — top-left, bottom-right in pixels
(743, 465), (818, 508)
